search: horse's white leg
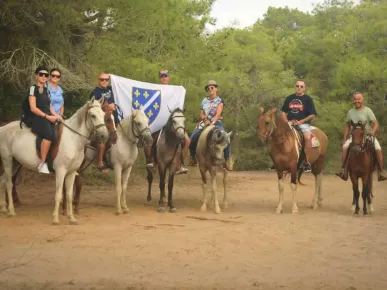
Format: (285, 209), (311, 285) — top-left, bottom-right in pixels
(317, 173), (323, 207)
(114, 164), (123, 215)
(121, 166), (132, 214)
(52, 169), (66, 225)
(311, 173), (322, 209)
(0, 174), (7, 213)
(222, 169), (229, 209)
(276, 177), (284, 214)
(2, 158), (15, 216)
(291, 182), (298, 214)
(64, 172), (78, 225)
(210, 168), (221, 214)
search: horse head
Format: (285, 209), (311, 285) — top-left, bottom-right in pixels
(257, 106), (278, 143)
(350, 120), (366, 146)
(166, 108), (186, 143)
(86, 97), (109, 142)
(131, 107), (153, 146)
(208, 127), (232, 166)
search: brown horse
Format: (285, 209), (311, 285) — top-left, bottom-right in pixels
(257, 107), (328, 213)
(347, 121), (375, 215)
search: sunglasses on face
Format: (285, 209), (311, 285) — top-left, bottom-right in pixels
(38, 72), (49, 78)
(296, 85), (304, 88)
(51, 74), (61, 79)
(99, 78), (110, 82)
(207, 86), (216, 91)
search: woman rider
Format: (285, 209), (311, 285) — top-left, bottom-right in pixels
(189, 80), (232, 171)
(47, 68), (64, 117)
(29, 66), (62, 174)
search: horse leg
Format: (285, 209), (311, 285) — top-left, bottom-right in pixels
(52, 169), (66, 225)
(64, 172), (78, 225)
(62, 184), (67, 216)
(73, 174), (83, 214)
(11, 165), (22, 206)
(2, 157), (15, 216)
(146, 168), (153, 202)
(311, 172), (323, 209)
(120, 166), (132, 214)
(0, 174), (7, 213)
(350, 175), (360, 215)
(158, 169), (166, 212)
(222, 169), (229, 209)
(199, 166), (208, 212)
(276, 171), (284, 214)
(114, 164), (123, 215)
(367, 172), (374, 213)
(167, 171), (177, 213)
(210, 167), (221, 214)
(290, 170), (298, 214)
(361, 176), (369, 216)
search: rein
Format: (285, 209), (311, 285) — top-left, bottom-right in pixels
(118, 115), (151, 145)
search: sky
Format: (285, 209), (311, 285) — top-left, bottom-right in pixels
(209, 0), (359, 30)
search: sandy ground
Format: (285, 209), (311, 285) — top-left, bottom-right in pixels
(0, 170), (386, 290)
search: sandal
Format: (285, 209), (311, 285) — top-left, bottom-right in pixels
(97, 162), (108, 173)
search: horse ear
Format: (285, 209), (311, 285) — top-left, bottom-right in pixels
(226, 131), (232, 143)
(259, 107), (265, 115)
(89, 96), (95, 103)
(99, 96), (105, 105)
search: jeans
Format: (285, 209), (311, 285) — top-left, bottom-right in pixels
(189, 121), (231, 160)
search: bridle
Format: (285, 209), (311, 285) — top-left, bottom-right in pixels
(350, 125), (373, 154)
(170, 112), (186, 136)
(119, 113), (151, 145)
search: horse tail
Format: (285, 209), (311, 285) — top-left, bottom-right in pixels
(297, 167), (306, 186)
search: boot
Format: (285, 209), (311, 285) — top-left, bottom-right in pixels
(376, 150), (387, 181)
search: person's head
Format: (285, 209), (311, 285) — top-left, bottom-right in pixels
(49, 68), (61, 84)
(98, 73), (110, 89)
(295, 80), (306, 96)
(205, 80), (218, 97)
(34, 65), (49, 85)
(352, 92), (365, 109)
(159, 69), (170, 85)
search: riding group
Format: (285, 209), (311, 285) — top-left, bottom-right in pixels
(0, 66), (386, 225)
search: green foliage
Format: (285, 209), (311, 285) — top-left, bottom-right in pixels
(1, 0), (387, 174)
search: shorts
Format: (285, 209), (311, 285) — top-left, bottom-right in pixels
(343, 136), (381, 150)
(31, 115), (55, 142)
(298, 124), (311, 133)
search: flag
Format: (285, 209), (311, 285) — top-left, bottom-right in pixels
(109, 74), (186, 133)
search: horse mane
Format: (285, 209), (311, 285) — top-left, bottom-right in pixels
(66, 99), (95, 126)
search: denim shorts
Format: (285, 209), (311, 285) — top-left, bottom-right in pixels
(298, 124), (311, 133)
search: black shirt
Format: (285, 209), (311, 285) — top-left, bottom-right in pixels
(89, 86), (115, 104)
(29, 85), (51, 114)
(281, 94), (317, 123)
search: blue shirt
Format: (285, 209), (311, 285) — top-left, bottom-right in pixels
(200, 96), (224, 122)
(47, 84), (64, 115)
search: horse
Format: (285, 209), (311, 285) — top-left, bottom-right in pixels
(257, 107), (328, 214)
(0, 97), (108, 225)
(196, 125), (232, 214)
(62, 107), (153, 215)
(347, 121), (375, 215)
(146, 108), (186, 212)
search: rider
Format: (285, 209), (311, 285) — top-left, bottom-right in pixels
(89, 72), (116, 173)
(336, 92), (387, 182)
(29, 66), (62, 174)
(47, 68), (64, 116)
(189, 80), (232, 171)
(281, 79), (317, 173)
(144, 69), (190, 175)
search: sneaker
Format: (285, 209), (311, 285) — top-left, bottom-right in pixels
(175, 166), (189, 175)
(303, 162), (312, 173)
(38, 162), (50, 174)
(335, 169), (348, 181)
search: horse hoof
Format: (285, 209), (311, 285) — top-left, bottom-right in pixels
(123, 208), (129, 214)
(115, 211), (122, 216)
(292, 209), (299, 214)
(169, 207), (177, 213)
(200, 205), (207, 212)
(157, 207), (165, 212)
(275, 208), (282, 214)
(353, 213), (360, 217)
(214, 207), (221, 214)
(69, 220), (78, 225)
(7, 211), (16, 217)
(147, 197), (152, 202)
(312, 204), (318, 210)
(52, 220), (60, 225)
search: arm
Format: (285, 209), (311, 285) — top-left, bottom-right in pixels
(299, 97), (317, 124)
(29, 96), (56, 123)
(211, 103), (224, 125)
(370, 120), (379, 136)
(60, 105), (64, 116)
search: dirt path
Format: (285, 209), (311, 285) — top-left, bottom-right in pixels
(0, 171), (386, 289)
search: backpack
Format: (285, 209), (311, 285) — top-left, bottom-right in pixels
(20, 85), (36, 128)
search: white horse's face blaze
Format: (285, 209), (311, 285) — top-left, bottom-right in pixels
(172, 112), (186, 141)
(134, 109), (153, 145)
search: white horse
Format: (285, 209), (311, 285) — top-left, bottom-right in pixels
(74, 107), (153, 215)
(0, 97), (108, 225)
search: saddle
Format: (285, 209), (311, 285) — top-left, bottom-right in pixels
(34, 123), (63, 173)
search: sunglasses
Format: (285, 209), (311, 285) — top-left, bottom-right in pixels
(207, 86), (216, 91)
(159, 74), (169, 78)
(51, 74), (61, 79)
(296, 85), (304, 88)
(38, 72), (49, 78)
(99, 78), (110, 82)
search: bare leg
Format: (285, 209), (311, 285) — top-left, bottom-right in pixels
(40, 139), (52, 163)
